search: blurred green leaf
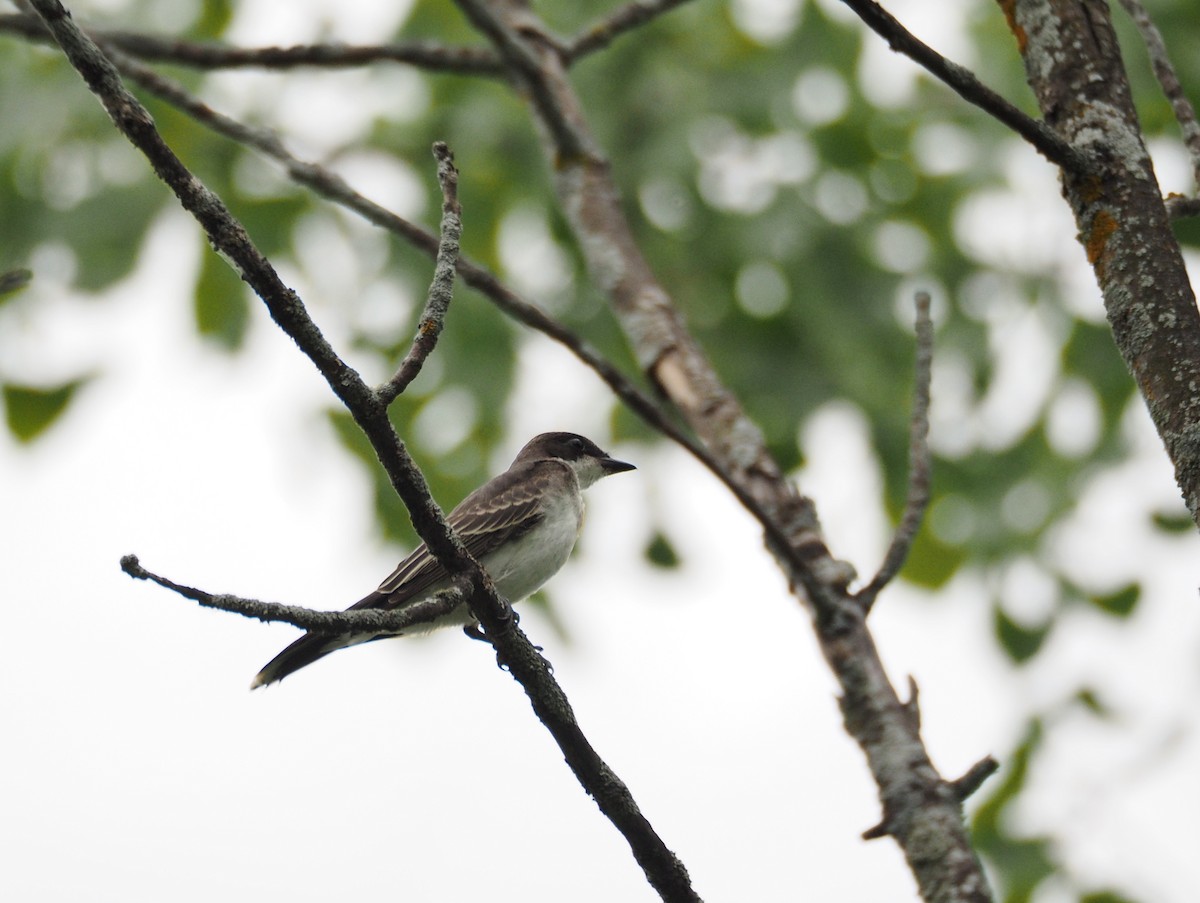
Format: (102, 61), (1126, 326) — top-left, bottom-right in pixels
(3, 377), (90, 443)
(1074, 687), (1113, 718)
(0, 268), (32, 298)
(194, 246), (250, 350)
(1150, 509), (1194, 534)
(1080, 892), (1141, 903)
(644, 531), (681, 569)
(900, 527), (967, 589)
(1088, 583), (1140, 618)
(192, 0), (234, 38)
(993, 605), (1052, 664)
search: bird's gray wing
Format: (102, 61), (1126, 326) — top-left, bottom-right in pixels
(357, 463), (551, 610)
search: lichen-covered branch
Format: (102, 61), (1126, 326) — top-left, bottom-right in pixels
(458, 2), (994, 901)
(378, 141), (462, 406)
(999, 0), (1200, 527)
(857, 292), (934, 611)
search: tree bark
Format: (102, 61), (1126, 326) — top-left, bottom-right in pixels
(1001, 0), (1200, 523)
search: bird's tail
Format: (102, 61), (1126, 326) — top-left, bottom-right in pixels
(250, 633), (346, 689)
(250, 589), (392, 689)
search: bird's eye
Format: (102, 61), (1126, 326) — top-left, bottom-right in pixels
(569, 437), (585, 452)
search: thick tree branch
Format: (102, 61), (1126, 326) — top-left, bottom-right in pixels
(857, 291), (934, 611)
(378, 141), (462, 406)
(999, 0), (1200, 528)
(30, 2), (696, 896)
(838, 0), (1081, 170)
(462, 3), (993, 901)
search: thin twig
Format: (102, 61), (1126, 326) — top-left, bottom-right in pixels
(951, 756), (1000, 802)
(0, 13), (503, 74)
(1116, 0), (1200, 201)
(838, 0), (1082, 171)
(563, 0), (694, 61)
(856, 291), (934, 611)
(121, 554), (467, 635)
(2, 6), (702, 75)
(378, 142), (462, 406)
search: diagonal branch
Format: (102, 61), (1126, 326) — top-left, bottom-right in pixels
(461, 2), (993, 900)
(454, 0), (854, 605)
(838, 0), (1081, 170)
(857, 291), (934, 611)
(30, 2), (698, 897)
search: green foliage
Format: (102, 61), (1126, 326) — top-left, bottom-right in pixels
(1080, 892), (1141, 903)
(1086, 583), (1140, 618)
(1151, 509), (1194, 533)
(2, 377), (90, 443)
(993, 604), (1052, 664)
(644, 531), (681, 569)
(194, 243), (250, 350)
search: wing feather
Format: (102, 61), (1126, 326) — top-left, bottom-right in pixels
(361, 461), (556, 609)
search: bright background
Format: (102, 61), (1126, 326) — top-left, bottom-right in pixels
(3, 0), (1200, 901)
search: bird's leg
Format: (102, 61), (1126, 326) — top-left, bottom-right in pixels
(463, 623), (488, 643)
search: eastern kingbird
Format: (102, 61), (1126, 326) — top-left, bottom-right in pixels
(251, 432), (635, 688)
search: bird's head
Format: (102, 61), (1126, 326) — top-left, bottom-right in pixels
(516, 432), (636, 488)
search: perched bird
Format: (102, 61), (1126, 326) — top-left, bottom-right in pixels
(251, 432), (635, 688)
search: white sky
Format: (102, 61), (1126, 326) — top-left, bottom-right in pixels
(4, 1), (1200, 901)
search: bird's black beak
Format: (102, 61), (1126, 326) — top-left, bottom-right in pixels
(601, 455), (636, 475)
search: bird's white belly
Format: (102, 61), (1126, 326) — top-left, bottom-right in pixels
(483, 491), (583, 603)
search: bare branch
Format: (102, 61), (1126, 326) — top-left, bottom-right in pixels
(564, 0), (694, 61)
(857, 291), (934, 611)
(838, 0), (1081, 170)
(1116, 0), (1200, 213)
(378, 142), (462, 406)
(0, 12), (503, 75)
(120, 554), (467, 635)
